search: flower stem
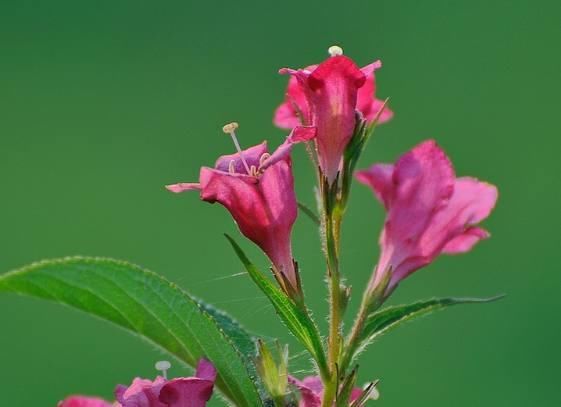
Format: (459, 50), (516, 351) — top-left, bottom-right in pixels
(341, 270), (391, 373)
(340, 295), (370, 373)
(321, 177), (343, 407)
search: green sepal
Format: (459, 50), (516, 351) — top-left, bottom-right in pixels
(225, 234), (330, 380)
(336, 365), (358, 407)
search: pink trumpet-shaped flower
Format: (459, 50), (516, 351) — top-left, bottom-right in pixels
(356, 140), (498, 295)
(58, 396), (114, 407)
(289, 376), (378, 407)
(115, 359), (217, 407)
(166, 126), (316, 296)
(275, 48), (393, 183)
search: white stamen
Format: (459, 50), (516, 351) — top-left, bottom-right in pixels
(328, 45), (343, 57)
(222, 122), (251, 175)
(155, 360), (171, 380)
(228, 159), (236, 174)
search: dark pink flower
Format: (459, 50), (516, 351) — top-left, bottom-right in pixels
(115, 359), (217, 407)
(356, 140), (498, 294)
(289, 376), (377, 407)
(58, 396), (114, 407)
(167, 126), (316, 295)
(275, 48), (393, 183)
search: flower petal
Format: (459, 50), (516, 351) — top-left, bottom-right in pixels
(442, 226), (490, 254)
(288, 376), (321, 407)
(166, 183), (201, 193)
(214, 142), (268, 174)
(116, 377), (166, 407)
(355, 163), (395, 209)
(199, 168), (265, 242)
(357, 61), (381, 116)
(421, 177), (498, 255)
(361, 98), (394, 124)
(199, 164), (297, 288)
(357, 60), (393, 124)
(279, 67), (311, 85)
(360, 60), (382, 77)
(389, 140), (455, 243)
(158, 378), (214, 407)
(273, 71), (314, 129)
(257, 159), (298, 287)
(260, 126), (316, 170)
(58, 396), (114, 407)
(195, 358), (217, 382)
(349, 385), (381, 403)
(450, 177), (498, 224)
(308, 55), (365, 90)
(273, 100), (301, 129)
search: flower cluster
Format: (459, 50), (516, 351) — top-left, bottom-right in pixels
(60, 45), (498, 406)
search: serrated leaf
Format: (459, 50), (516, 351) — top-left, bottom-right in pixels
(352, 295), (504, 361)
(196, 299), (257, 360)
(0, 257), (262, 407)
(225, 235), (329, 378)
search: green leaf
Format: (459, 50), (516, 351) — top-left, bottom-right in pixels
(355, 295), (505, 358)
(196, 299), (257, 361)
(196, 298), (265, 398)
(225, 234), (329, 379)
(0, 257), (262, 407)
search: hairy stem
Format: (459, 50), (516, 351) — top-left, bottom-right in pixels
(341, 270), (390, 373)
(340, 295), (371, 373)
(321, 179), (342, 407)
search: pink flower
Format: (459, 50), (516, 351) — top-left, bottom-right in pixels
(114, 377), (166, 406)
(166, 125), (316, 296)
(115, 359), (217, 407)
(58, 396), (114, 407)
(289, 376), (378, 407)
(356, 140), (498, 294)
(275, 48), (393, 183)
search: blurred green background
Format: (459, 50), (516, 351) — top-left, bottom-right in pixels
(1, 0), (559, 405)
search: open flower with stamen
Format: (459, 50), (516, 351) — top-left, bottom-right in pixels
(114, 359), (216, 407)
(59, 360), (216, 407)
(275, 46), (393, 183)
(166, 124), (316, 299)
(356, 140), (498, 296)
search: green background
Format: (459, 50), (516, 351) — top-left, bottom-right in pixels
(1, 0), (559, 405)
